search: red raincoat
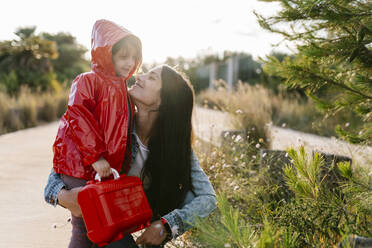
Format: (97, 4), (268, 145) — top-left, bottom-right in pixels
(53, 20), (140, 180)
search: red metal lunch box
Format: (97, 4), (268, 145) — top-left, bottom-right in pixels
(77, 169), (153, 247)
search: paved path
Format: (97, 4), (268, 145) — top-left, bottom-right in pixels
(0, 106), (370, 247)
(0, 122), (71, 248)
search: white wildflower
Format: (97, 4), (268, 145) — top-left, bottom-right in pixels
(222, 163), (230, 169)
(262, 152), (267, 158)
(282, 123), (286, 127)
(224, 243), (231, 248)
(235, 109), (243, 114)
(233, 186), (239, 191)
(256, 143), (261, 149)
(252, 155), (257, 159)
(345, 122), (350, 127)
(235, 135), (242, 142)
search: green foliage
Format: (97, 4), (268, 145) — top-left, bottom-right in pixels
(41, 32), (90, 83)
(256, 0), (372, 145)
(0, 27), (89, 94)
(193, 194), (257, 248)
(0, 26), (58, 94)
(283, 146), (325, 200)
(191, 138), (371, 247)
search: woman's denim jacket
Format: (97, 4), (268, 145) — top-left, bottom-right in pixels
(44, 126), (217, 239)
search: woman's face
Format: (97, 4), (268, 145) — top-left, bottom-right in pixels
(129, 66), (162, 109)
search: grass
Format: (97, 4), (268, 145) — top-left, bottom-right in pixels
(0, 86), (69, 134)
(188, 136), (372, 248)
(197, 81), (364, 140)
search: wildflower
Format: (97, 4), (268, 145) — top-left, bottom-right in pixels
(282, 123), (286, 128)
(359, 130), (363, 135)
(233, 186), (239, 191)
(252, 155), (257, 159)
(224, 243), (231, 248)
(222, 163), (230, 169)
(234, 157), (238, 162)
(345, 122), (350, 127)
(235, 109), (243, 114)
(251, 127), (255, 131)
(240, 154), (244, 159)
(262, 152), (267, 158)
(285, 152), (288, 157)
(259, 138), (264, 143)
(255, 143), (261, 149)
(224, 131), (229, 137)
(209, 165), (215, 170)
(235, 135), (242, 142)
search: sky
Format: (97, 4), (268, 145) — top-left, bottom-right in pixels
(1, 0), (293, 64)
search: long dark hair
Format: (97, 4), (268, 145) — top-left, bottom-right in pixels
(142, 65), (195, 218)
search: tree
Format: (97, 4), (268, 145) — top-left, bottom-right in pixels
(255, 0), (372, 145)
(41, 32), (90, 83)
(0, 26), (58, 93)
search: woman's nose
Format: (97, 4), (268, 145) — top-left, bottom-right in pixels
(135, 74), (143, 81)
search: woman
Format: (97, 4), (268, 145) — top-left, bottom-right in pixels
(44, 65), (217, 247)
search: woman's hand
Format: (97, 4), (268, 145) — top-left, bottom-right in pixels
(135, 220), (168, 246)
(92, 157), (112, 178)
(57, 187), (83, 217)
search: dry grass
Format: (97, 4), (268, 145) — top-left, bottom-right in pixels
(196, 80), (363, 142)
(0, 87), (69, 134)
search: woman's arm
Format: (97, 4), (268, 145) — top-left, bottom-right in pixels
(43, 169), (83, 217)
(161, 151), (217, 239)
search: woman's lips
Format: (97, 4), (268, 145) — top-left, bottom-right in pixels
(134, 82), (143, 88)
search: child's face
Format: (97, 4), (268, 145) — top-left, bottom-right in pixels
(112, 45), (137, 78)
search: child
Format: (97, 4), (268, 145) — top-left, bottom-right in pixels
(52, 19), (142, 248)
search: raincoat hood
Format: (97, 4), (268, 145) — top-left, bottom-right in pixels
(91, 19), (141, 79)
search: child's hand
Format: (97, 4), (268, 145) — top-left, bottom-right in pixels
(92, 157), (112, 178)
